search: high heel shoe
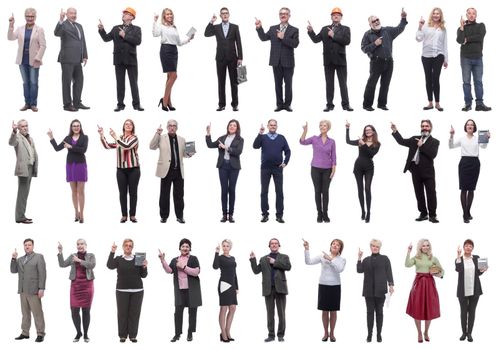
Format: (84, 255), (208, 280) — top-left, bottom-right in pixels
(167, 103), (176, 111)
(365, 212), (371, 223)
(158, 98), (169, 111)
(219, 334), (230, 343)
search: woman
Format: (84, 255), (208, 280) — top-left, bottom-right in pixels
(107, 239), (148, 343)
(416, 7), (448, 111)
(153, 8), (194, 111)
(303, 238), (346, 342)
(213, 239), (238, 342)
(98, 119), (140, 223)
(300, 120), (336, 223)
(7, 8), (46, 112)
(58, 239), (95, 343)
(405, 239), (444, 343)
(455, 239), (487, 342)
(449, 119), (490, 223)
(159, 238), (202, 342)
(48, 119), (88, 223)
(206, 120), (244, 223)
(345, 122), (380, 223)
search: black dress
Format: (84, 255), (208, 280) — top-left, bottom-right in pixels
(213, 253), (238, 306)
(346, 129), (380, 176)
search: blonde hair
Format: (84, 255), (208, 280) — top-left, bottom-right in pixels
(428, 8), (445, 30)
(370, 239), (382, 248)
(161, 8), (174, 26)
(221, 239), (233, 249)
(415, 238), (433, 260)
(122, 238), (134, 248)
(319, 119), (331, 131)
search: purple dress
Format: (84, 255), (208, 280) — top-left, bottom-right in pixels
(66, 138), (88, 182)
(70, 252), (94, 308)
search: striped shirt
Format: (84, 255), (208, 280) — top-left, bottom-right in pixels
(101, 134), (139, 168)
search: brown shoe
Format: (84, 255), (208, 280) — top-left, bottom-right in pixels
(20, 104), (30, 111)
(31, 106), (38, 112)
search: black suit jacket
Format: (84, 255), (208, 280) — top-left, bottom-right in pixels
(54, 20), (88, 63)
(392, 131), (439, 174)
(204, 22), (243, 61)
(98, 24), (141, 66)
(257, 24), (299, 68)
(357, 254), (394, 298)
(455, 255), (483, 298)
(206, 134), (244, 169)
(308, 24), (350, 66)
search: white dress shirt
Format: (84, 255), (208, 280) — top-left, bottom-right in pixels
(153, 22), (189, 46)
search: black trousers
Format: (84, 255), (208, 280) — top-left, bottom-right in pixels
(459, 295), (480, 335)
(61, 63), (83, 107)
(311, 166), (332, 214)
(115, 64), (140, 108)
(422, 55), (445, 102)
(116, 291), (143, 339)
(116, 167), (140, 217)
(324, 64), (349, 108)
(260, 167), (284, 217)
(265, 287), (286, 338)
(272, 65), (294, 108)
(365, 296), (385, 335)
(410, 165), (437, 217)
(159, 167), (184, 219)
(363, 58), (393, 108)
(174, 289), (197, 336)
(216, 59), (238, 108)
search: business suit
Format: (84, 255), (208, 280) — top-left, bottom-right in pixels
(150, 132), (187, 220)
(206, 134), (244, 216)
(455, 255), (483, 337)
(392, 131), (439, 218)
(250, 253), (291, 339)
(99, 24), (142, 109)
(357, 254), (394, 338)
(9, 131), (38, 222)
(54, 19), (88, 108)
(11, 252), (46, 337)
(257, 24), (299, 109)
(204, 22), (243, 108)
(308, 24), (351, 109)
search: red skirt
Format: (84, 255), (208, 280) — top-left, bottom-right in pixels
(406, 273), (440, 320)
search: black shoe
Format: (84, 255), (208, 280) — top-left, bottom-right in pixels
(366, 334), (372, 342)
(77, 103), (90, 110)
(322, 336), (329, 342)
(377, 334), (382, 342)
(361, 211), (366, 220)
(228, 215), (235, 223)
(261, 215), (269, 223)
(365, 212), (370, 223)
(220, 215), (228, 223)
(130, 217), (137, 223)
(167, 104), (176, 111)
(475, 104), (491, 111)
(423, 105), (434, 110)
(220, 334), (230, 343)
(377, 105), (389, 111)
(160, 217), (167, 223)
(429, 216), (439, 223)
(463, 215), (470, 224)
(16, 219), (33, 224)
(462, 105), (472, 112)
(283, 106), (293, 112)
(415, 214), (428, 222)
(114, 105), (125, 112)
(274, 106), (283, 112)
(363, 106), (374, 111)
(15, 334), (29, 340)
(130, 338), (137, 343)
(459, 334), (467, 341)
(264, 337), (275, 342)
(120, 217), (127, 223)
(323, 105), (334, 112)
(467, 334), (473, 342)
(187, 332), (193, 341)
(216, 106), (225, 111)
(228, 337), (235, 341)
(84, 336), (90, 343)
(343, 105), (354, 111)
(278, 337), (284, 342)
(35, 335), (44, 343)
(120, 338), (126, 342)
(436, 106), (444, 111)
(276, 217), (285, 223)
(330, 336), (336, 342)
(133, 105), (144, 111)
(176, 218), (185, 224)
(322, 213), (330, 223)
(63, 105), (77, 112)
(232, 106), (238, 111)
(158, 98), (169, 111)
(73, 333), (82, 342)
(170, 335), (180, 342)
(469, 215), (473, 220)
(317, 213), (323, 223)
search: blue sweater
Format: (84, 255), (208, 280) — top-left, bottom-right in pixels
(253, 134), (291, 169)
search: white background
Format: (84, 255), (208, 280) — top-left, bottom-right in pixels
(2, 0), (498, 349)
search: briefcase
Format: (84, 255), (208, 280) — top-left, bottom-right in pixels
(237, 65), (247, 84)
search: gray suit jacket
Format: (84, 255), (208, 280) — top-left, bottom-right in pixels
(9, 132), (38, 177)
(11, 252), (46, 294)
(149, 133), (187, 179)
(58, 252), (96, 280)
(250, 253), (291, 296)
(54, 20), (88, 63)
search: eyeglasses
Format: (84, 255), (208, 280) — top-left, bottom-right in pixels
(279, 12), (289, 16)
(371, 18), (380, 24)
(25, 15), (35, 18)
(167, 124), (177, 128)
(220, 12), (229, 15)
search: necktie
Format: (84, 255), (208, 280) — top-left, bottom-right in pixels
(280, 24), (287, 33)
(172, 138), (178, 168)
(72, 22), (81, 39)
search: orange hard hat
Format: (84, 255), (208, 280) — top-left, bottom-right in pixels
(331, 7), (343, 15)
(123, 7), (136, 18)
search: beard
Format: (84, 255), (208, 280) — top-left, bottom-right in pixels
(421, 131), (430, 137)
(372, 23), (381, 31)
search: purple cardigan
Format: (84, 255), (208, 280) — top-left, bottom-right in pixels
(300, 135), (336, 169)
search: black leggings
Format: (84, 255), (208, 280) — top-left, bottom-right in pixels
(422, 55), (445, 102)
(311, 167), (332, 214)
(354, 170), (374, 215)
(71, 307), (91, 337)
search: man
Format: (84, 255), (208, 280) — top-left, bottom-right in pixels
(150, 120), (193, 224)
(11, 238), (46, 342)
(391, 119), (440, 223)
(204, 7), (243, 112)
(250, 238), (291, 342)
(253, 119), (291, 223)
(256, 8), (299, 112)
(457, 8), (491, 112)
(98, 7), (144, 112)
(9, 119), (38, 224)
(357, 239), (394, 343)
(361, 9), (407, 111)
(307, 7), (353, 112)
(54, 7), (89, 112)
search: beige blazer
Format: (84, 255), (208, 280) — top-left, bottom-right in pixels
(150, 133), (186, 178)
(9, 132), (38, 177)
(7, 24), (46, 67)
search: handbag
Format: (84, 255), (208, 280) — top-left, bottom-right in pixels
(237, 65), (247, 84)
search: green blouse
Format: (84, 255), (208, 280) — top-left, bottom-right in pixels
(405, 253), (444, 277)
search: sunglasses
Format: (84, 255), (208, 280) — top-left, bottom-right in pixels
(371, 18), (380, 24)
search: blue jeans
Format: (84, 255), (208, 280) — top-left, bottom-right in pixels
(460, 57), (483, 106)
(218, 160), (240, 216)
(19, 64), (39, 106)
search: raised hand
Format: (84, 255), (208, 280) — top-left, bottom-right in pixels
(154, 14), (159, 22)
(327, 27), (334, 38)
(9, 13), (14, 26)
(457, 245), (462, 259)
(206, 122), (211, 135)
(302, 238), (309, 250)
(216, 244), (220, 253)
(97, 125), (104, 136)
(345, 120), (350, 129)
(47, 128), (53, 139)
(302, 121), (308, 133)
(60, 8), (66, 22)
(306, 20), (313, 32)
(276, 29), (284, 39)
(156, 124), (163, 135)
(419, 16), (425, 26)
(12, 120), (18, 133)
(358, 248), (363, 260)
(450, 125), (455, 136)
(249, 251), (255, 259)
(401, 7), (407, 18)
(158, 249), (165, 261)
(111, 242), (117, 253)
(211, 13), (217, 24)
(98, 19), (104, 30)
(407, 243), (413, 253)
(57, 241), (63, 253)
(12, 248), (18, 259)
(259, 123), (265, 134)
(255, 17), (262, 29)
(390, 122), (397, 133)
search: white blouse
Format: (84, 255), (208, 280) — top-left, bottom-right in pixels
(449, 134), (487, 157)
(304, 250), (346, 286)
(153, 22), (189, 46)
(416, 25), (448, 63)
(463, 256), (475, 297)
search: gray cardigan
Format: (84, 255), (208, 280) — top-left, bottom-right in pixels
(58, 252), (96, 280)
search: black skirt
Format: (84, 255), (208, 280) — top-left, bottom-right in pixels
(160, 44), (178, 72)
(459, 156), (480, 190)
(317, 284), (341, 311)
